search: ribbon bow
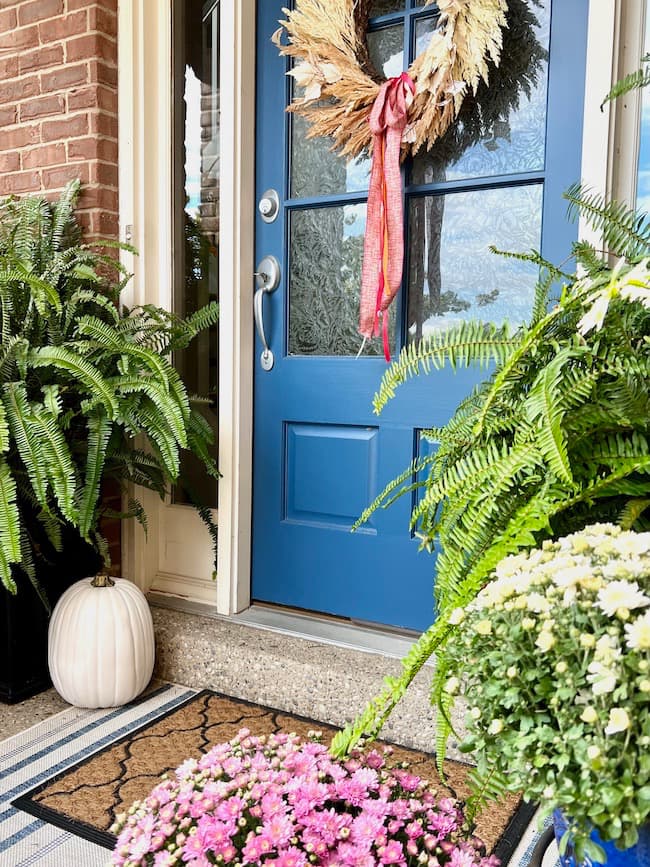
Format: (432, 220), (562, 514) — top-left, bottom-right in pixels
(359, 72), (415, 361)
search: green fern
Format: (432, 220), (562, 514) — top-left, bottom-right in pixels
(0, 183), (220, 594)
(602, 54), (650, 106)
(336, 183), (650, 795)
(373, 321), (518, 413)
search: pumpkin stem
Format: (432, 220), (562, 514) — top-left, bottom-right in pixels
(91, 574), (116, 588)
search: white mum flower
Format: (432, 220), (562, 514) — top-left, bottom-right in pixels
(444, 677), (460, 695)
(611, 532), (650, 557)
(448, 607), (465, 625)
(604, 707), (631, 735)
(495, 552), (530, 578)
(624, 611), (650, 650)
(577, 290), (612, 335)
(536, 631), (555, 652)
(594, 634), (621, 664)
(596, 580), (650, 617)
(580, 706), (598, 724)
(553, 564), (593, 587)
(587, 661), (618, 695)
(526, 593), (551, 613)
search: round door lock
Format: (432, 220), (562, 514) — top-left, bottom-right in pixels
(258, 189), (280, 223)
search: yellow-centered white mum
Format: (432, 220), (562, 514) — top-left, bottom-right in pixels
(273, 0), (508, 158)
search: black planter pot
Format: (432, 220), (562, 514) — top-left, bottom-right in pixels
(0, 529), (103, 705)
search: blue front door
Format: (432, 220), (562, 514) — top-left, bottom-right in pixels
(252, 0), (588, 632)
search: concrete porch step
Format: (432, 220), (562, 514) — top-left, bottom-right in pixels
(151, 602), (467, 758)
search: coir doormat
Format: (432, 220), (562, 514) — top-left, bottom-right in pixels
(13, 690), (535, 864)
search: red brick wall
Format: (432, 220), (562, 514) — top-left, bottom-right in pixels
(0, 0), (122, 573)
(0, 0), (119, 239)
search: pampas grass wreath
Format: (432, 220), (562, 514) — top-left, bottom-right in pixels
(273, 0), (509, 159)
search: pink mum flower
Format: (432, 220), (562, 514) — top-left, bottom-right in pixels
(379, 839), (406, 864)
(275, 845), (310, 867)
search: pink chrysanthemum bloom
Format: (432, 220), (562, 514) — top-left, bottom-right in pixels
(111, 729), (495, 867)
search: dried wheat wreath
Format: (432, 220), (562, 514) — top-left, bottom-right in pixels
(274, 0), (509, 159)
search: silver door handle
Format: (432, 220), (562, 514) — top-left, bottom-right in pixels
(254, 255), (281, 371)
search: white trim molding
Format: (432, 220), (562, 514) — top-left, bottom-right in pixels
(580, 0), (646, 229)
(118, 0), (256, 609)
(118, 0), (172, 592)
(215, 0), (257, 615)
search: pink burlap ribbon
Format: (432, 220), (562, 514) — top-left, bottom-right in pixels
(359, 72), (414, 361)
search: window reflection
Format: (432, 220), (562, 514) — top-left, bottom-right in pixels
(407, 185), (543, 341)
(411, 0), (550, 183)
(172, 0), (219, 509)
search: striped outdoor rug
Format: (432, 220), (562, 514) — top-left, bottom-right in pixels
(0, 683), (195, 867)
(0, 682), (557, 867)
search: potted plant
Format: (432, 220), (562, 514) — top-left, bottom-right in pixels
(110, 728), (499, 867)
(442, 523), (650, 866)
(0, 181), (219, 703)
(332, 193), (650, 759)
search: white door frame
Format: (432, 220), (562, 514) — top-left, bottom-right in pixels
(117, 0), (643, 618)
(118, 0), (255, 614)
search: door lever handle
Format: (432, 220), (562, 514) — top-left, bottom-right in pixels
(254, 255), (281, 371)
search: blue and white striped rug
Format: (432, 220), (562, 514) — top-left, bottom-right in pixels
(0, 683), (195, 867)
(0, 681), (557, 867)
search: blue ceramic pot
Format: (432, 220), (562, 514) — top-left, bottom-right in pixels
(553, 810), (650, 867)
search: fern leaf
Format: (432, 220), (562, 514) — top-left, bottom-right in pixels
(78, 412), (111, 538)
(464, 761), (511, 826)
(29, 406), (78, 522)
(602, 57), (650, 107)
(0, 546), (16, 594)
(565, 184), (650, 258)
(352, 456), (432, 531)
(29, 346), (118, 417)
(374, 322), (519, 414)
(0, 400), (8, 453)
(330, 618), (452, 757)
(0, 457), (21, 568)
(115, 377), (187, 447)
(525, 352), (573, 484)
(619, 498), (650, 529)
(187, 408), (219, 478)
(3, 383), (48, 505)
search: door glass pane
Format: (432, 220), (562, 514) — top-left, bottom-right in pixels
(370, 0), (405, 15)
(290, 110), (370, 198)
(413, 14), (440, 57)
(172, 0), (219, 508)
(289, 205), (395, 356)
(411, 0), (551, 184)
(407, 184), (543, 341)
(367, 24), (404, 78)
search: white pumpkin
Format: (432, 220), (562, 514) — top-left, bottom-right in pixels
(48, 575), (155, 708)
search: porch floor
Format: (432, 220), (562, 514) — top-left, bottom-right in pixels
(0, 609), (556, 867)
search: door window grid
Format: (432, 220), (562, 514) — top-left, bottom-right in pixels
(286, 0), (551, 355)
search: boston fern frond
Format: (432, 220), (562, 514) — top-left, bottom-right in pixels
(602, 54), (650, 107)
(565, 183), (650, 259)
(373, 321), (519, 413)
(0, 182), (219, 596)
(333, 189), (650, 771)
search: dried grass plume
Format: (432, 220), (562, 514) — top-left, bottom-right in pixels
(273, 0), (508, 158)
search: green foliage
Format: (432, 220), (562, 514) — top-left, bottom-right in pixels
(0, 182), (220, 597)
(331, 190), (650, 763)
(602, 53), (650, 107)
(446, 525), (650, 855)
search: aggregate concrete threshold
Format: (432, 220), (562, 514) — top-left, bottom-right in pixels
(151, 604), (467, 758)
